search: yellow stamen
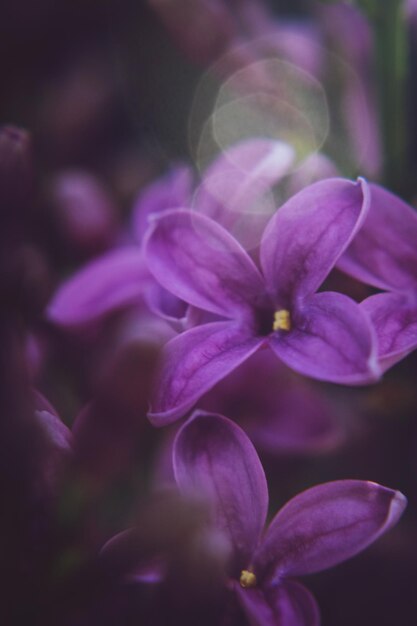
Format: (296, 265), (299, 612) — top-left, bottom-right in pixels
(239, 569), (257, 588)
(273, 309), (291, 332)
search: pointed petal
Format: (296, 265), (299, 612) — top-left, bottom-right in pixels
(361, 292), (417, 370)
(338, 183), (417, 292)
(174, 412), (268, 570)
(255, 480), (407, 579)
(46, 247), (151, 328)
(235, 580), (320, 626)
(132, 165), (194, 241)
(195, 139), (295, 249)
(260, 177), (369, 303)
(144, 209), (265, 318)
(268, 291), (380, 385)
(149, 321), (263, 425)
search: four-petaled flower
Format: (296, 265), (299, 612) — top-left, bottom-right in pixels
(174, 411), (406, 626)
(145, 177), (380, 425)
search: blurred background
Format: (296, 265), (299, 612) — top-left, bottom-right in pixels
(1, 1), (417, 625)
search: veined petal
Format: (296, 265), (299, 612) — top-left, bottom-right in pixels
(255, 480), (406, 579)
(195, 139), (295, 249)
(268, 291), (380, 385)
(144, 210), (265, 318)
(47, 247), (151, 328)
(338, 183), (417, 292)
(235, 580), (320, 626)
(260, 177), (369, 303)
(361, 292), (417, 371)
(148, 321), (263, 426)
(174, 412), (268, 571)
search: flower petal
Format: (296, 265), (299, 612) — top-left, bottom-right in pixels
(268, 291), (380, 384)
(195, 139), (295, 249)
(47, 247), (151, 328)
(144, 209), (265, 318)
(260, 177), (369, 303)
(235, 580), (320, 626)
(149, 321), (263, 425)
(255, 480), (407, 579)
(132, 165), (194, 241)
(173, 411), (268, 571)
(338, 183), (417, 292)
(201, 350), (342, 455)
(361, 292), (417, 370)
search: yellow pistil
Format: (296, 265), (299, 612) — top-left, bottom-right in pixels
(239, 569), (257, 588)
(273, 309), (291, 332)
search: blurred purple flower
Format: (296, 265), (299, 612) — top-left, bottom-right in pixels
(47, 139), (294, 331)
(47, 170), (119, 258)
(173, 412), (406, 625)
(144, 177), (380, 425)
(338, 183), (417, 371)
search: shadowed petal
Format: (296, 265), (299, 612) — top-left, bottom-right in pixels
(255, 480), (406, 579)
(144, 209), (265, 318)
(149, 321), (263, 426)
(235, 580), (320, 626)
(268, 292), (380, 384)
(201, 350), (342, 455)
(47, 247), (151, 328)
(132, 165), (194, 241)
(338, 183), (417, 292)
(361, 292), (417, 370)
(195, 139), (295, 249)
(100, 529), (166, 584)
(260, 177), (369, 303)
(174, 412), (268, 570)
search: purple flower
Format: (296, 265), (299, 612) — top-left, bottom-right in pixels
(47, 138), (294, 330)
(174, 411), (406, 625)
(144, 177), (380, 425)
(338, 183), (417, 370)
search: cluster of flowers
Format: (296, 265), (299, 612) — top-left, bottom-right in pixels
(39, 136), (414, 625)
(2, 1), (416, 625)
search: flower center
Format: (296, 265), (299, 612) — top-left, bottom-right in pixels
(273, 309), (291, 332)
(239, 569), (257, 588)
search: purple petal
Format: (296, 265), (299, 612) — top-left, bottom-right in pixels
(268, 291), (380, 385)
(260, 177), (369, 303)
(101, 529), (165, 584)
(338, 183), (417, 292)
(235, 580), (320, 626)
(149, 321), (263, 426)
(144, 209), (265, 318)
(173, 411), (268, 570)
(255, 480), (407, 579)
(361, 292), (417, 370)
(201, 350), (342, 455)
(132, 165), (193, 241)
(195, 139), (294, 249)
(145, 283), (189, 330)
(47, 247), (151, 328)
(35, 409), (73, 454)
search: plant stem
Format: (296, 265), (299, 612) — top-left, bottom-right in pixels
(358, 0), (408, 191)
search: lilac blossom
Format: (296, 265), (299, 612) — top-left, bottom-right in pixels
(338, 183), (417, 370)
(173, 412), (406, 625)
(46, 139), (294, 330)
(144, 177), (380, 425)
